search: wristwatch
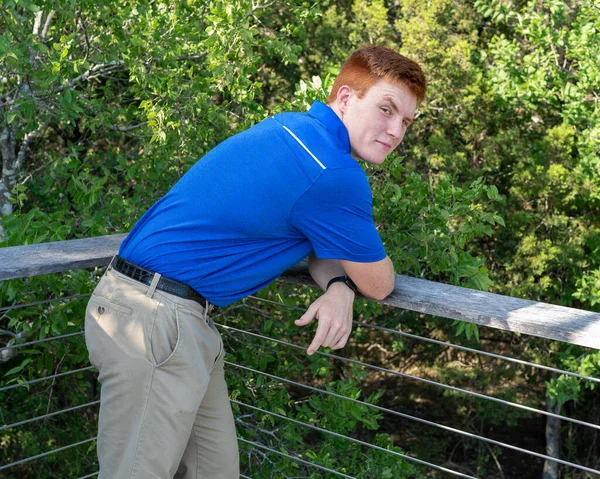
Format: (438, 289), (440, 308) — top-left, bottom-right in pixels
(326, 275), (358, 294)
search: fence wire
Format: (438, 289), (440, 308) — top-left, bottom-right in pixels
(0, 331), (84, 352)
(226, 361), (600, 476)
(233, 399), (478, 479)
(2, 291), (598, 476)
(1, 400), (100, 431)
(0, 437), (95, 471)
(247, 295), (600, 384)
(219, 323), (600, 432)
(238, 437), (357, 478)
(0, 366), (95, 393)
(0, 293), (90, 314)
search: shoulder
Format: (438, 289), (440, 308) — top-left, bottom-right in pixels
(312, 166), (372, 197)
(272, 114), (356, 171)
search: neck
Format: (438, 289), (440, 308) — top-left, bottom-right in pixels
(327, 101), (344, 123)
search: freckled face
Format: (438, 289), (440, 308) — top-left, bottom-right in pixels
(340, 80), (417, 165)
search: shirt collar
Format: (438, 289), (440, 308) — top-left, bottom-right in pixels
(307, 101), (351, 153)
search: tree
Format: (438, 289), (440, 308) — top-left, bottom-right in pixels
(3, 0), (599, 476)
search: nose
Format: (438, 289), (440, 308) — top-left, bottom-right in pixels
(388, 119), (405, 141)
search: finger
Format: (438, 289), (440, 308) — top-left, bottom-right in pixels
(295, 304), (318, 326)
(330, 319), (353, 350)
(327, 327), (347, 349)
(330, 331), (350, 350)
(321, 320), (342, 348)
(307, 320), (329, 355)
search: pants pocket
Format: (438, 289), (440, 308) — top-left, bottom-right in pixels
(209, 321), (224, 364)
(85, 295), (134, 370)
(149, 298), (181, 367)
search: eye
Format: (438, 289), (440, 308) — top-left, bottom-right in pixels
(403, 119), (411, 127)
(380, 107), (391, 116)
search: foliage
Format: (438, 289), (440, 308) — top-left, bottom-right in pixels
(224, 292), (420, 478)
(2, 0), (600, 477)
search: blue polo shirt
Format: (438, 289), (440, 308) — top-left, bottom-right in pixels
(119, 101), (386, 306)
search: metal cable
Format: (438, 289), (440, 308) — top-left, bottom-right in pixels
(0, 437), (95, 471)
(355, 322), (600, 384)
(0, 293), (90, 314)
(246, 295), (305, 310)
(226, 362), (600, 475)
(77, 473), (99, 479)
(0, 366), (95, 393)
(245, 296), (600, 384)
(1, 400), (100, 431)
(238, 437), (357, 478)
(0, 290), (593, 475)
(240, 475), (251, 479)
(4, 322), (593, 471)
(218, 324), (600, 432)
(232, 399), (478, 479)
(0, 331), (84, 352)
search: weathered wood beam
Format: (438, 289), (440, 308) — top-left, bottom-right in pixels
(2, 234), (600, 350)
(0, 234), (127, 279)
(280, 265), (600, 350)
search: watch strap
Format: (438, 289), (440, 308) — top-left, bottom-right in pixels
(326, 275), (358, 293)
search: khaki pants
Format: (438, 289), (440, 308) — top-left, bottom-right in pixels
(85, 268), (239, 479)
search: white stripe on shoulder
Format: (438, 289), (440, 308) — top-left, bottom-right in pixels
(282, 125), (326, 170)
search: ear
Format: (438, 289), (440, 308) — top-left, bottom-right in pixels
(335, 85), (354, 113)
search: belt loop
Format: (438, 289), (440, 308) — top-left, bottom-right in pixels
(107, 255), (117, 271)
(205, 302), (213, 320)
(146, 272), (162, 298)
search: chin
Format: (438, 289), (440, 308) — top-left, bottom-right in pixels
(362, 155), (386, 166)
(353, 148), (387, 166)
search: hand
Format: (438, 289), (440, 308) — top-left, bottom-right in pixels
(294, 282), (355, 355)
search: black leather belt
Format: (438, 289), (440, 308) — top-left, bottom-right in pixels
(111, 255), (208, 308)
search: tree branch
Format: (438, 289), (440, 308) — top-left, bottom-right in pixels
(41, 10), (55, 40)
(243, 0), (277, 23)
(33, 11), (43, 36)
(0, 9), (22, 43)
(1, 125), (16, 171)
(15, 123), (46, 171)
(47, 61), (126, 97)
(109, 122), (147, 133)
(18, 154), (56, 186)
(77, 10), (92, 60)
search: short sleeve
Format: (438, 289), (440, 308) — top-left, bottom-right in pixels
(289, 167), (386, 262)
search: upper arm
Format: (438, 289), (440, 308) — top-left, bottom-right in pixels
(340, 256), (395, 300)
(290, 168), (386, 262)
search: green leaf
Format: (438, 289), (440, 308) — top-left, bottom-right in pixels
(4, 357), (33, 376)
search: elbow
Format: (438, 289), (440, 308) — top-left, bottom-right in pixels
(343, 256), (396, 300)
(374, 284), (395, 301)
(365, 277), (395, 301)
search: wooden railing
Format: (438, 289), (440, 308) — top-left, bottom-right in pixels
(3, 234), (600, 349)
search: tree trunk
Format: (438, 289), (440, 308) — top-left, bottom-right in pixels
(0, 10), (54, 239)
(542, 397), (561, 479)
(0, 126), (18, 238)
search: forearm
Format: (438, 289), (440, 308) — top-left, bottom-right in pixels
(307, 253), (346, 290)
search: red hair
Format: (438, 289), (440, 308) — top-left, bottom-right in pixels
(327, 45), (426, 104)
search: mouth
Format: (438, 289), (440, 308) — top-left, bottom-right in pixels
(376, 140), (393, 150)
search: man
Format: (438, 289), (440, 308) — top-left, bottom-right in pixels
(85, 45), (426, 479)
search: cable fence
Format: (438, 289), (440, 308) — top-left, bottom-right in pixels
(2, 248), (600, 477)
